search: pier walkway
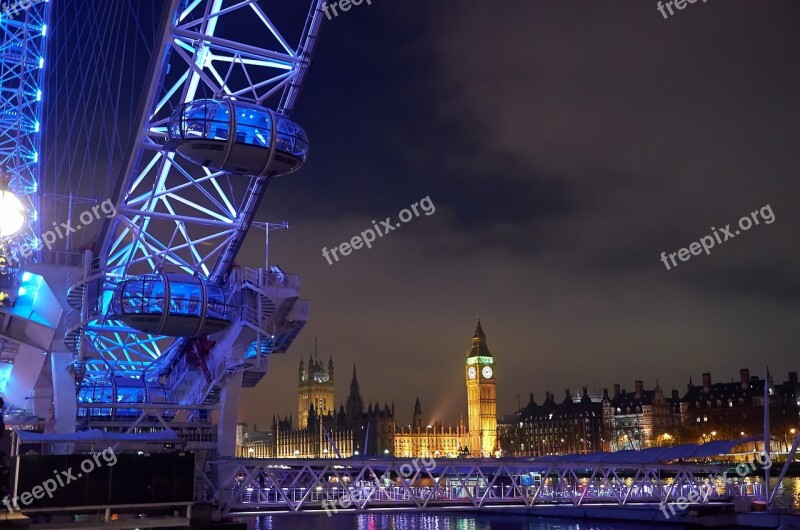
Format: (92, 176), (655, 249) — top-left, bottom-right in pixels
(214, 447), (767, 516)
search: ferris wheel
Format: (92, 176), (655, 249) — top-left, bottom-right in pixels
(0, 0), (326, 456)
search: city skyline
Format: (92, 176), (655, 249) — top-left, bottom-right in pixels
(240, 318), (789, 431)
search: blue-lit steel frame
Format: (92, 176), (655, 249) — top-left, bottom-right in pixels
(79, 0), (325, 380)
(0, 1), (49, 257)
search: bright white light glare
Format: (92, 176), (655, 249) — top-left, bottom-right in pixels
(0, 190), (26, 238)
(21, 272), (32, 282)
(36, 89), (41, 101)
(38, 57), (44, 69)
(41, 25), (46, 36)
(17, 287), (26, 296)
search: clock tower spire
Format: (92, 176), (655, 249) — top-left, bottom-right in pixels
(465, 318), (496, 457)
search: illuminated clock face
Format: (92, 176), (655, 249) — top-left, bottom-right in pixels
(482, 366), (493, 379)
(467, 367), (477, 379)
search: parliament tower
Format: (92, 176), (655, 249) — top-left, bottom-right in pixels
(465, 318), (497, 456)
(297, 342), (334, 428)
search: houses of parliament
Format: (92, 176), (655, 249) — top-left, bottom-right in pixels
(237, 319), (498, 458)
(237, 318), (800, 459)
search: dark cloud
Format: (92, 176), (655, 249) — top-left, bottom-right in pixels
(239, 1), (800, 426)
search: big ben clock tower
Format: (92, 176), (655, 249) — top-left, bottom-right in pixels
(465, 318), (496, 456)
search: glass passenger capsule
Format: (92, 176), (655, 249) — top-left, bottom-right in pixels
(109, 272), (236, 337)
(77, 377), (177, 420)
(166, 98), (309, 176)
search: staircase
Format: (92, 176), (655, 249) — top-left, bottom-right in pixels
(63, 253), (105, 356)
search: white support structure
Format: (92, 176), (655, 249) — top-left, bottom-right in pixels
(216, 371), (242, 457)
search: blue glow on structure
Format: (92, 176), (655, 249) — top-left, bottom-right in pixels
(0, 0), (50, 259)
(0, 363), (12, 394)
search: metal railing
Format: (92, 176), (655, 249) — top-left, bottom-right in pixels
(40, 249), (84, 267)
(214, 457), (764, 515)
(232, 267), (300, 292)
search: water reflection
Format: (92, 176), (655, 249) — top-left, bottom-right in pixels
(770, 476), (800, 510)
(246, 513), (700, 530)
(244, 477), (800, 530)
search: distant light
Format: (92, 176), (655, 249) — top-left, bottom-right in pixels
(33, 121), (39, 133)
(36, 89), (41, 101)
(32, 151), (37, 163)
(0, 190), (26, 238)
(38, 57), (44, 69)
(41, 25), (46, 36)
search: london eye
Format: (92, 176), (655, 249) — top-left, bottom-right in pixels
(0, 0), (326, 514)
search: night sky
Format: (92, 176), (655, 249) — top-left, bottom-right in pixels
(236, 0), (800, 429)
(45, 1), (800, 429)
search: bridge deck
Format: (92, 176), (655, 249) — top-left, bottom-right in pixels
(213, 457), (765, 516)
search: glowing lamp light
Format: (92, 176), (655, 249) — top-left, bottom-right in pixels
(0, 189), (26, 238)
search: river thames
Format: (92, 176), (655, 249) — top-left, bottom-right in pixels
(241, 512), (732, 530)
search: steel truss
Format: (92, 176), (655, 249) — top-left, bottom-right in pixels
(0, 1), (49, 255)
(68, 0), (325, 381)
(213, 457), (766, 516)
